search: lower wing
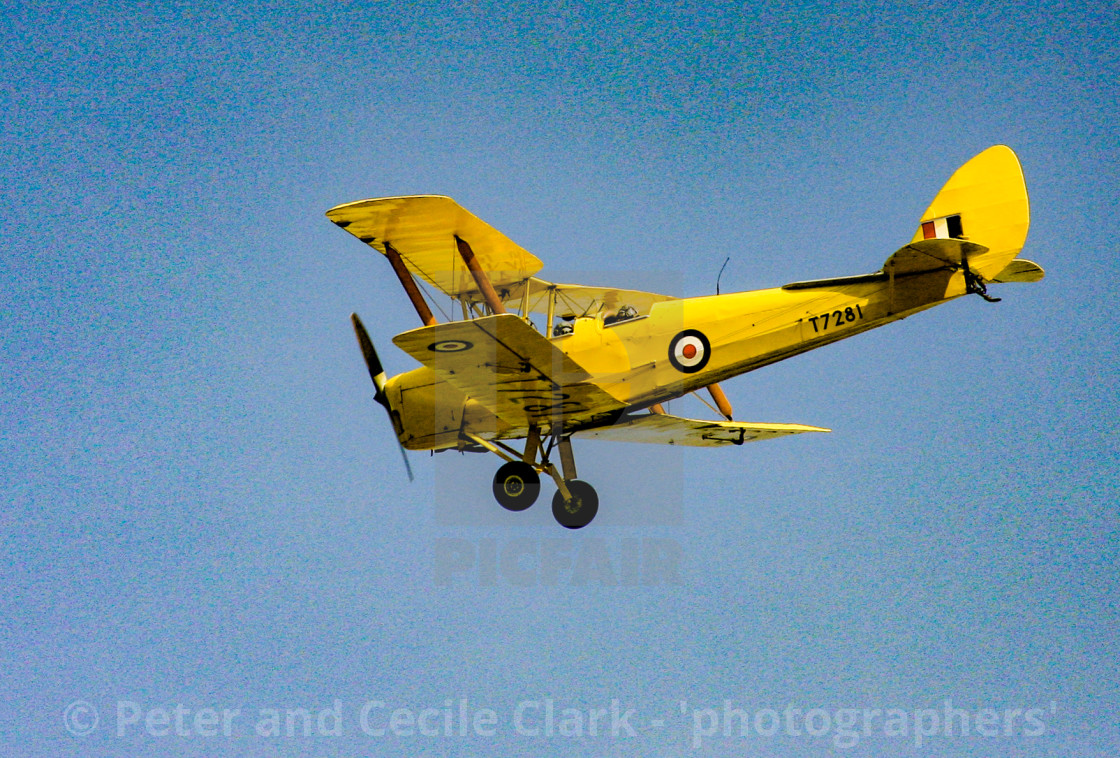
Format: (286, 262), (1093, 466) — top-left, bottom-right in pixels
(573, 412), (829, 447)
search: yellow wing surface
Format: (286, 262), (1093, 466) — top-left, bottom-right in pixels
(573, 413), (829, 447)
(326, 195), (544, 298)
(391, 313), (626, 428)
(462, 277), (679, 318)
(327, 195), (679, 312)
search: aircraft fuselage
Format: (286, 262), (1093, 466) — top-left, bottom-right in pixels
(386, 265), (968, 451)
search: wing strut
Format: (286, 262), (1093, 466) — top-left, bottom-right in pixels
(706, 383), (734, 421)
(455, 236), (508, 315)
(384, 242), (437, 326)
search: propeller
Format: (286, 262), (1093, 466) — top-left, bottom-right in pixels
(350, 312), (414, 482)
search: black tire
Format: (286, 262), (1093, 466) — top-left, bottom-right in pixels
(492, 461), (540, 511)
(551, 479), (599, 529)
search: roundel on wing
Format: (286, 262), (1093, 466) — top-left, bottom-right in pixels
(428, 339), (473, 353)
(668, 330), (711, 373)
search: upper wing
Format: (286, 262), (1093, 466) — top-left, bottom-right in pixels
(459, 276), (678, 317)
(326, 195), (543, 299)
(392, 313), (626, 429)
(573, 412), (830, 447)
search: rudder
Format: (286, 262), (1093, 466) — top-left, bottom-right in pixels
(909, 145), (1030, 281)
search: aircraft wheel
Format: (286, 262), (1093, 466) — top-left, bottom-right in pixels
(552, 480), (599, 529)
(492, 461), (540, 511)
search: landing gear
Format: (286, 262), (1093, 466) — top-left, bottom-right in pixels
(552, 479), (599, 529)
(492, 461), (540, 511)
(473, 429), (600, 528)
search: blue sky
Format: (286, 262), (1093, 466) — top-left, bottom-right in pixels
(2, 1), (1117, 755)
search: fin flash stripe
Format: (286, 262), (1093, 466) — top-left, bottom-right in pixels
(921, 214), (964, 240)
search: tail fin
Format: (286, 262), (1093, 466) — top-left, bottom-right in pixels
(908, 145), (1032, 281)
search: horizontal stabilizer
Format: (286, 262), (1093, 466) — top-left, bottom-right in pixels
(882, 238), (990, 277)
(573, 412), (829, 447)
(992, 258), (1045, 283)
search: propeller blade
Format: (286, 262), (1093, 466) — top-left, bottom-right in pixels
(350, 312), (414, 482)
(350, 313), (387, 407)
(396, 442), (415, 482)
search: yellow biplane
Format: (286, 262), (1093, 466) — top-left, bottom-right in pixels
(329, 145), (1043, 528)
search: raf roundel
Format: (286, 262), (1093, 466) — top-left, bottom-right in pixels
(428, 339), (473, 353)
(668, 330), (711, 373)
